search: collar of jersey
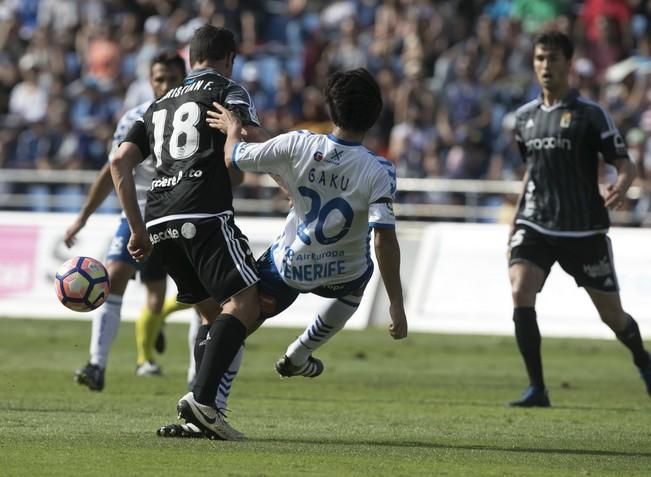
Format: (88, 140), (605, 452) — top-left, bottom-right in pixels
(186, 67), (226, 81)
(537, 89), (579, 112)
(327, 134), (361, 147)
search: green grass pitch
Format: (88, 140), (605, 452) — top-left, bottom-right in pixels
(1, 318), (650, 476)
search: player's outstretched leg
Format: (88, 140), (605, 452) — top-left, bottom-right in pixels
(275, 296), (359, 378)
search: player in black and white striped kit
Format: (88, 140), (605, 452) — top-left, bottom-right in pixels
(111, 25), (268, 439)
(508, 30), (651, 407)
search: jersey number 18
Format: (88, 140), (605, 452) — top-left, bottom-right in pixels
(151, 102), (201, 166)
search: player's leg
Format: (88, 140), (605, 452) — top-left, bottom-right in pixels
(573, 235), (651, 396)
(187, 310), (201, 387)
(507, 226), (553, 407)
(134, 278), (166, 375)
(170, 216), (259, 440)
(156, 295), (191, 354)
(75, 219), (136, 391)
(587, 289), (651, 396)
(276, 294), (362, 378)
(135, 248), (172, 374)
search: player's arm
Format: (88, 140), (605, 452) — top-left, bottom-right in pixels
(207, 102), (291, 175)
(64, 162), (114, 247)
(110, 120), (151, 262)
(374, 226), (408, 340)
(592, 106), (636, 209)
(605, 157), (636, 209)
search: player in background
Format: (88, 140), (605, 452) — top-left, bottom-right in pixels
(155, 67), (408, 439)
(508, 30), (651, 407)
(111, 25), (268, 440)
(66, 50), (187, 390)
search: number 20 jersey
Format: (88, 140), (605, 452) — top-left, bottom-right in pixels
(124, 68), (260, 224)
(233, 131), (397, 291)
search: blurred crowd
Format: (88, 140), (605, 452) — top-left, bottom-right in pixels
(2, 0), (651, 223)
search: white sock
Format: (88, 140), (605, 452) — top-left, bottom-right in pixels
(187, 311), (201, 385)
(286, 295), (361, 364)
(215, 344), (245, 410)
(89, 294), (123, 369)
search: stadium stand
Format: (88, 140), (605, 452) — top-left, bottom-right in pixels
(1, 0), (651, 224)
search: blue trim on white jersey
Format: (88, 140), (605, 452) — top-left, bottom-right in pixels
(231, 142), (241, 170)
(369, 222), (395, 229)
(327, 134), (361, 147)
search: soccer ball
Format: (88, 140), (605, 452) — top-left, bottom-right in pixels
(54, 256), (110, 312)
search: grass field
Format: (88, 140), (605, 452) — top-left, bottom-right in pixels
(1, 318), (650, 476)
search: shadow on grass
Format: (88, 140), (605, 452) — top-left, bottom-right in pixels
(259, 394), (648, 414)
(257, 436), (651, 458)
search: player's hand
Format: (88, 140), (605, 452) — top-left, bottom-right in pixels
(604, 184), (626, 210)
(206, 102), (242, 135)
(388, 303), (408, 340)
(64, 217), (86, 248)
(127, 228), (152, 263)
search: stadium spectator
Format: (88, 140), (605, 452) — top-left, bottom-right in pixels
(507, 30), (651, 407)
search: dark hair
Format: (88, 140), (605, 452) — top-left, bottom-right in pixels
(533, 30), (574, 60)
(150, 49), (187, 76)
(189, 25), (236, 65)
(324, 68), (383, 132)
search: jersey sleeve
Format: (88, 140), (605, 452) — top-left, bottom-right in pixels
(591, 105), (629, 164)
(122, 117), (150, 159)
(223, 83), (261, 127)
(232, 132), (296, 175)
(368, 158), (397, 229)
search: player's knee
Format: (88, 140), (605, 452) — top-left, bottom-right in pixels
(225, 289), (260, 326)
(147, 294), (164, 313)
(106, 261), (133, 295)
(597, 307), (627, 329)
(511, 282), (537, 306)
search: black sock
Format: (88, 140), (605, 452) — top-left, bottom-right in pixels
(615, 315), (650, 369)
(513, 307), (545, 389)
(194, 324), (210, 376)
(192, 314), (246, 406)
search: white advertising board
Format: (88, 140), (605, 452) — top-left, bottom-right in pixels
(407, 223), (651, 339)
(0, 212), (377, 330)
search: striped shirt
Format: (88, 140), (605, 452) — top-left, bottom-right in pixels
(513, 90), (629, 235)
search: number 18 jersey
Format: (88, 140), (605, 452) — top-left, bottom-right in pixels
(124, 68), (260, 225)
(233, 131), (397, 291)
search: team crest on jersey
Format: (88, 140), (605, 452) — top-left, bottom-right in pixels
(560, 112), (572, 128)
(313, 151), (324, 162)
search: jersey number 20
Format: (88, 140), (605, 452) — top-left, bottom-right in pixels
(151, 102), (201, 166)
(297, 186), (354, 245)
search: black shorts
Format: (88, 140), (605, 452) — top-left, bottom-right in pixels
(147, 213), (259, 305)
(139, 246), (167, 283)
(509, 224), (619, 292)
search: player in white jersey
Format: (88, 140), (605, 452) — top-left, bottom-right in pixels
(64, 51), (187, 390)
(157, 67), (407, 439)
(227, 69), (407, 376)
